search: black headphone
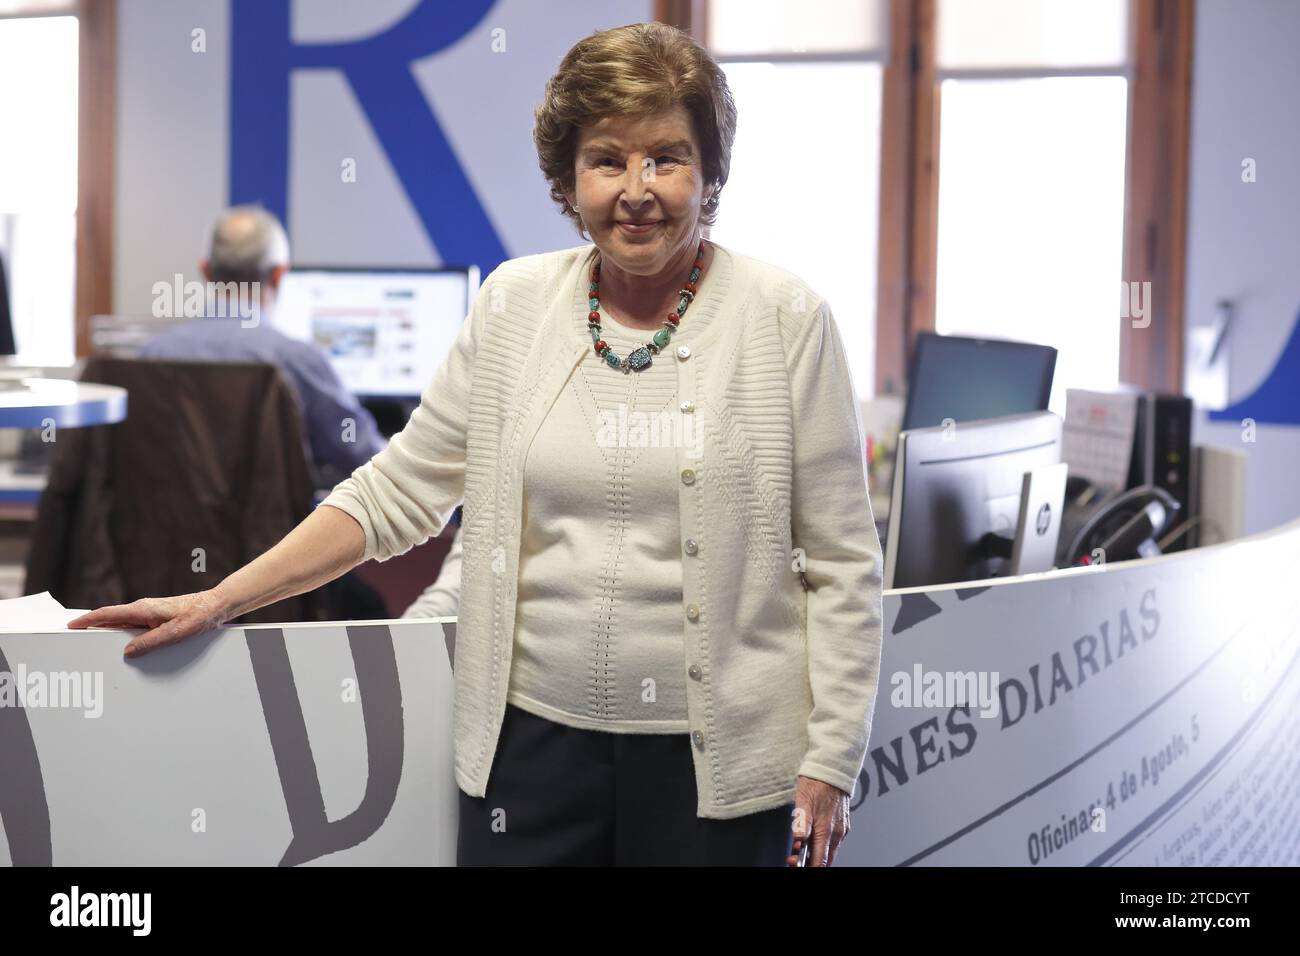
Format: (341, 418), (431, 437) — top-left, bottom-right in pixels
(1061, 481), (1181, 566)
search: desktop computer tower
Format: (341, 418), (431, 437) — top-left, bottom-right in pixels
(1126, 392), (1194, 551)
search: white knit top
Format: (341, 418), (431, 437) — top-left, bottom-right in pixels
(507, 258), (726, 732)
(321, 241), (884, 819)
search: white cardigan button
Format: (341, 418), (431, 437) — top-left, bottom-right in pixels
(680, 399), (695, 413)
(688, 663), (702, 680)
(686, 603), (700, 621)
(681, 468), (696, 485)
(691, 730), (705, 748)
(676, 345), (691, 360)
(684, 538), (698, 555)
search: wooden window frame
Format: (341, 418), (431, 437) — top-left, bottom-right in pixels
(75, 0), (115, 359)
(0, 0), (112, 360)
(881, 0), (1193, 396)
(655, 0), (702, 35)
(1120, 0), (1193, 392)
(876, 0), (934, 397)
(0, 0), (107, 361)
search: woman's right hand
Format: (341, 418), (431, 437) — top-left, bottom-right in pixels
(67, 589), (231, 658)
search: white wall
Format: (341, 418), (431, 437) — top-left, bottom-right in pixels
(1185, 0), (1300, 534)
(113, 0), (651, 315)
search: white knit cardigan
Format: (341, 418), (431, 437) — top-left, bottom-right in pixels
(321, 241), (884, 819)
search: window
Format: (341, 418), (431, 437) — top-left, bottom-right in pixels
(931, 0), (1130, 414)
(703, 0), (888, 398)
(0, 13), (78, 364)
(665, 0), (1189, 403)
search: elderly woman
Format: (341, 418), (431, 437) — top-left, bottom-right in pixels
(69, 22), (883, 867)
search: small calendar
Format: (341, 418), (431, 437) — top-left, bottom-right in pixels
(1062, 389), (1139, 491)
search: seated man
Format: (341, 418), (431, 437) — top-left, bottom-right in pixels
(140, 205), (386, 481)
(141, 206), (388, 621)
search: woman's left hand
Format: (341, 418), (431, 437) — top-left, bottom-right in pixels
(788, 775), (852, 867)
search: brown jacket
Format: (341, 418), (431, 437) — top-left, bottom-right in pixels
(25, 358), (325, 623)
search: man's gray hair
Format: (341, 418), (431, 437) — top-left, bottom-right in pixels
(205, 206), (290, 284)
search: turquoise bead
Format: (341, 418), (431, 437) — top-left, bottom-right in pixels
(690, 268), (700, 283)
(589, 297), (600, 310)
(677, 297), (689, 315)
(653, 328), (671, 348)
(588, 282), (598, 293)
(604, 351), (621, 368)
(590, 327), (601, 342)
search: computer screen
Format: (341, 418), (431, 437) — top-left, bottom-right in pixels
(902, 333), (1057, 431)
(884, 411), (1063, 590)
(0, 249), (14, 356)
(274, 267), (478, 399)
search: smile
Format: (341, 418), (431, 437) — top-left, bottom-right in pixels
(617, 220), (663, 234)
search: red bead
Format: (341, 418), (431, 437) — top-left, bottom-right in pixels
(667, 314), (679, 325)
(588, 311), (600, 321)
(685, 282), (698, 294)
(594, 340), (607, 353)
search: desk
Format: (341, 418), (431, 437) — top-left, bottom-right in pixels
(3, 517), (1298, 865)
(841, 515), (1300, 866)
(0, 460), (43, 507)
(0, 378), (127, 429)
(0, 379), (128, 589)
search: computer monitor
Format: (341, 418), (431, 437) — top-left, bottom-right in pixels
(902, 333), (1057, 431)
(273, 266), (479, 399)
(0, 249), (15, 356)
(884, 411), (1064, 589)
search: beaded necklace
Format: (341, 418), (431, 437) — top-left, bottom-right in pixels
(586, 239), (708, 372)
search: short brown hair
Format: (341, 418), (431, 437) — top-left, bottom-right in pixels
(533, 22), (738, 234)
